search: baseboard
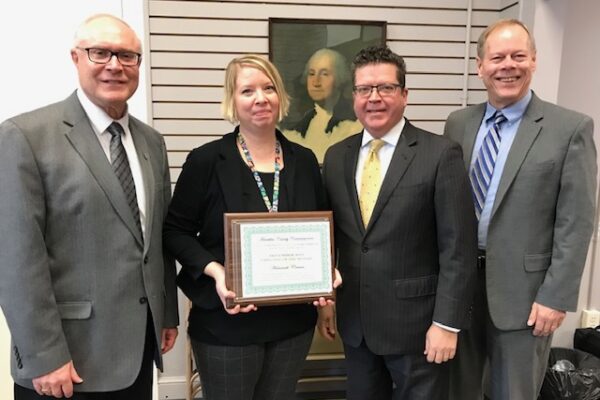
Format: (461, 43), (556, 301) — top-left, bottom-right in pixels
(158, 375), (202, 400)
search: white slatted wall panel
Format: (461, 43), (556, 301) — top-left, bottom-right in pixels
(147, 0), (508, 184)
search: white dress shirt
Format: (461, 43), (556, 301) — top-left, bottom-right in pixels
(355, 118), (405, 191)
(77, 89), (147, 237)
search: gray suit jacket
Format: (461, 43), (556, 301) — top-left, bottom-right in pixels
(444, 93), (597, 330)
(0, 92), (178, 391)
(323, 121), (477, 355)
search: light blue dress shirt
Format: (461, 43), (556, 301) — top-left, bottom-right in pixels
(471, 90), (532, 249)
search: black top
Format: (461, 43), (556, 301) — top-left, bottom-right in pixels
(163, 128), (325, 345)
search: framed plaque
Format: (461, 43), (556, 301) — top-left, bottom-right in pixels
(224, 211), (334, 307)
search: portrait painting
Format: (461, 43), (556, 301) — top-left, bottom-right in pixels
(269, 18), (387, 163)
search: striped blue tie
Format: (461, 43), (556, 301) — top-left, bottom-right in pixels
(470, 111), (507, 220)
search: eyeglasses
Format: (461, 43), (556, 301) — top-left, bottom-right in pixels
(77, 47), (141, 66)
(353, 83), (403, 97)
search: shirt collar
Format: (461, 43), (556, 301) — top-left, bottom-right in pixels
(361, 117), (405, 149)
(77, 88), (130, 135)
(484, 90), (532, 124)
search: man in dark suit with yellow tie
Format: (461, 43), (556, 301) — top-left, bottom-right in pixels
(318, 45), (477, 400)
(445, 19), (597, 400)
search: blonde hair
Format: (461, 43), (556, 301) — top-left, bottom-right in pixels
(221, 55), (290, 124)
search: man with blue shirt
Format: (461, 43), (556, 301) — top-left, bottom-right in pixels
(445, 19), (597, 400)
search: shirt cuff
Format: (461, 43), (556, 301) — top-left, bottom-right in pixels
(433, 321), (460, 333)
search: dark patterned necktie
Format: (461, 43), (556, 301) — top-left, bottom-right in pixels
(470, 111), (507, 220)
(107, 122), (142, 236)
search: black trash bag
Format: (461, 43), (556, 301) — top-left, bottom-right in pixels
(539, 347), (600, 400)
(575, 326), (600, 358)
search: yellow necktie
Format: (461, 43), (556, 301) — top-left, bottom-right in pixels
(359, 139), (385, 226)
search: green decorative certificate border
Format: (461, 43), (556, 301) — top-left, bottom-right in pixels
(240, 221), (332, 297)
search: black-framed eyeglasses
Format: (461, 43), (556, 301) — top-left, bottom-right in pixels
(353, 83), (403, 97)
(77, 47), (141, 66)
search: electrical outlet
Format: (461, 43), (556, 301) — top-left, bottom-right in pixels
(581, 309), (600, 328)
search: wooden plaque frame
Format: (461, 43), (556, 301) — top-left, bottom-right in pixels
(224, 211), (335, 307)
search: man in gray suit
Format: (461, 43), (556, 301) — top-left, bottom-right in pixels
(0, 14), (178, 399)
(445, 19), (597, 400)
(318, 46), (477, 400)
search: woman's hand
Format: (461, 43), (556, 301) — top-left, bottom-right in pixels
(317, 305), (337, 341)
(204, 262), (257, 314)
(313, 268), (342, 307)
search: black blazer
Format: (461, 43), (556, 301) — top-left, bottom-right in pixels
(322, 121), (477, 355)
(164, 128), (325, 345)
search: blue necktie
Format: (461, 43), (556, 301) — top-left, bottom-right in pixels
(108, 122), (142, 236)
(470, 111), (507, 220)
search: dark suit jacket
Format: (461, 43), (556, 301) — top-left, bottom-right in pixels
(163, 128), (325, 345)
(322, 120), (477, 355)
(0, 92), (178, 391)
(444, 93), (597, 330)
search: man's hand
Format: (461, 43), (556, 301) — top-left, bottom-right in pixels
(424, 324), (457, 364)
(32, 361), (83, 398)
(527, 302), (566, 336)
(317, 304), (337, 341)
(204, 261), (257, 314)
(161, 328), (178, 354)
(313, 268), (343, 307)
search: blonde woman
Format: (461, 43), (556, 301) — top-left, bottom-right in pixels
(164, 55), (335, 400)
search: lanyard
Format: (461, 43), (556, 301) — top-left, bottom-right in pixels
(238, 133), (281, 212)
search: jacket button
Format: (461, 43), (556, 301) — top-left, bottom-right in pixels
(361, 246), (369, 253)
(139, 297), (148, 304)
(143, 256), (149, 264)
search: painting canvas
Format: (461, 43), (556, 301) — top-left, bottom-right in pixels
(269, 18), (386, 163)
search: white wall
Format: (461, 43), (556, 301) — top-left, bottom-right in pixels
(530, 0), (567, 103)
(0, 1), (148, 398)
(0, 314), (11, 398)
(529, 0), (600, 348)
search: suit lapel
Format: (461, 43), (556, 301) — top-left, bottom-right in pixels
(366, 122), (417, 233)
(278, 132), (298, 209)
(491, 95), (543, 218)
(129, 117), (155, 253)
(216, 131), (248, 212)
(63, 94), (143, 247)
(343, 134), (364, 234)
(461, 103), (486, 169)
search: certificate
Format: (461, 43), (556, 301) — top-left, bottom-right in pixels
(224, 211), (334, 307)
